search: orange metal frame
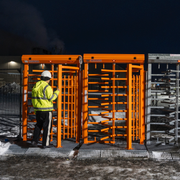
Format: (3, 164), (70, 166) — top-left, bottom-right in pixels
(22, 55), (82, 148)
(82, 54), (145, 150)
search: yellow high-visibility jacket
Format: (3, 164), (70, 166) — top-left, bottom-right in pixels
(32, 80), (59, 112)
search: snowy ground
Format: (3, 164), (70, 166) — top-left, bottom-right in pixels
(0, 156), (180, 180)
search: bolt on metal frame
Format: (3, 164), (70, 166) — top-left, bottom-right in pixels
(146, 54), (180, 145)
(21, 55), (82, 148)
(82, 54), (145, 150)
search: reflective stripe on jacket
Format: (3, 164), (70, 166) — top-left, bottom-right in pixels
(32, 80), (59, 112)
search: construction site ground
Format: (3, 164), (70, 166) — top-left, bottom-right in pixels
(1, 138), (180, 179)
(1, 137), (180, 179)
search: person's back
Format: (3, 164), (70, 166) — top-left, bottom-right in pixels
(31, 70), (60, 148)
(32, 80), (59, 112)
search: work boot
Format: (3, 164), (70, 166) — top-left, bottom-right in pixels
(42, 144), (53, 149)
(31, 141), (38, 147)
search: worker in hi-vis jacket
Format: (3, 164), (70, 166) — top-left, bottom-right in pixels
(31, 70), (60, 148)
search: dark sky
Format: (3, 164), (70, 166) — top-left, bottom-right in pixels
(1, 0), (180, 55)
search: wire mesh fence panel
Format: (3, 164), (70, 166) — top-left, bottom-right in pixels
(0, 70), (22, 138)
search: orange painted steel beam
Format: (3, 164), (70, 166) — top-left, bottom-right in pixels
(101, 102), (127, 105)
(70, 75), (73, 138)
(32, 70), (57, 73)
(132, 65), (143, 69)
(83, 54), (145, 63)
(101, 69), (127, 72)
(88, 106), (109, 108)
(83, 63), (88, 143)
(136, 75), (139, 140)
(32, 69), (76, 74)
(28, 74), (41, 76)
(112, 63), (116, 143)
(67, 75), (70, 139)
(57, 64), (62, 148)
(22, 55), (81, 64)
(88, 98), (109, 100)
(22, 64), (29, 141)
(88, 82), (109, 84)
(142, 69), (146, 142)
(101, 86), (127, 89)
(116, 118), (127, 120)
(63, 76), (66, 139)
(140, 65), (145, 144)
(89, 114), (107, 116)
(88, 90), (109, 93)
(101, 94), (127, 97)
(88, 74), (109, 76)
(133, 75), (135, 141)
(127, 64), (133, 150)
(95, 63), (97, 69)
(74, 76), (76, 138)
(50, 64), (54, 142)
(62, 66), (79, 70)
(77, 63), (82, 142)
(101, 78), (127, 81)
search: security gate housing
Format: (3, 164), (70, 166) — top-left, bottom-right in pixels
(82, 54), (145, 149)
(22, 55), (82, 147)
(146, 54), (180, 145)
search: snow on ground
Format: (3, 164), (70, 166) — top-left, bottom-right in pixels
(89, 110), (126, 126)
(0, 141), (10, 155)
(1, 157), (180, 179)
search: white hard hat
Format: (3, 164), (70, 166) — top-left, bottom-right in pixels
(41, 70), (52, 79)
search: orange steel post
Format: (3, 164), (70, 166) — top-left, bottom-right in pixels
(136, 75), (139, 139)
(83, 63), (88, 143)
(127, 64), (133, 150)
(77, 64), (81, 142)
(76, 75), (79, 140)
(57, 64), (62, 148)
(112, 63), (116, 143)
(73, 76), (75, 137)
(140, 65), (145, 144)
(138, 75), (141, 141)
(133, 75), (135, 140)
(125, 67), (128, 142)
(82, 68), (84, 140)
(71, 74), (73, 138)
(63, 75), (66, 139)
(50, 64), (54, 141)
(67, 75), (70, 138)
(142, 68), (146, 142)
(22, 64), (29, 141)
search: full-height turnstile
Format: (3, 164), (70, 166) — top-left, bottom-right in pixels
(146, 54), (180, 145)
(82, 54), (145, 150)
(22, 55), (82, 147)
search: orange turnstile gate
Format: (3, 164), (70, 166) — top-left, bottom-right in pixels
(22, 55), (82, 147)
(82, 54), (145, 150)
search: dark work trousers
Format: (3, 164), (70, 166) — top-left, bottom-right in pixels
(32, 111), (52, 146)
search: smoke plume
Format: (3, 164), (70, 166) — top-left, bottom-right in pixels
(0, 0), (64, 54)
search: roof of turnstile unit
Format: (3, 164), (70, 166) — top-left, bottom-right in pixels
(83, 54), (144, 63)
(21, 55), (82, 64)
(148, 53), (180, 63)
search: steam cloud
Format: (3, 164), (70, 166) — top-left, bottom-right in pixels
(0, 0), (64, 53)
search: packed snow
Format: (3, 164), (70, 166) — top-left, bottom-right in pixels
(0, 141), (10, 155)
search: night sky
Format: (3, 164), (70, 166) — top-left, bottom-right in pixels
(1, 0), (180, 55)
